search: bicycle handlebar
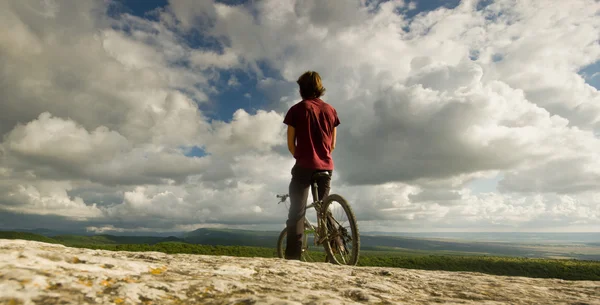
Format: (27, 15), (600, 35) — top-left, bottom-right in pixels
(276, 194), (289, 203)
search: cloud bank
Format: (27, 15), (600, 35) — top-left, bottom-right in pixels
(0, 0), (599, 233)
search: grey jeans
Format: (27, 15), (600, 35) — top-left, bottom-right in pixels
(284, 164), (332, 260)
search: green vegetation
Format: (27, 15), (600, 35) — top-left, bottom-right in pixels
(357, 251), (600, 281)
(2, 230), (599, 281)
(0, 231), (60, 244)
(52, 235), (119, 245)
(52, 234), (184, 245)
(183, 228), (279, 248)
(71, 242), (278, 258)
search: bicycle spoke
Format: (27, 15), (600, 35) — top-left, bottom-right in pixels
(321, 194), (359, 266)
(276, 191), (359, 266)
(330, 205), (353, 259)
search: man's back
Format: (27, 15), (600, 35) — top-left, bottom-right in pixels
(283, 70), (338, 261)
(284, 98), (340, 170)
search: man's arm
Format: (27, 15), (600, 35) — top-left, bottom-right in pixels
(287, 125), (296, 156)
(331, 127), (337, 152)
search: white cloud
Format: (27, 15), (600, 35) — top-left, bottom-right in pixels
(5, 112), (131, 165)
(227, 75), (241, 87)
(1, 112), (211, 186)
(1, 0), (600, 232)
(163, 0), (216, 31)
(0, 180), (103, 220)
(189, 49), (239, 70)
(206, 109), (286, 155)
(102, 30), (166, 70)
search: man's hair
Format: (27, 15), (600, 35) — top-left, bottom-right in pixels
(297, 71), (326, 100)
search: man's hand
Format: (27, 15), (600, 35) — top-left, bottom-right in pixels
(287, 126), (296, 156)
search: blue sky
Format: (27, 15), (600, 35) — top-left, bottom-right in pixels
(114, 0), (597, 186)
(110, 0), (488, 124)
(580, 61), (600, 90)
(109, 0), (277, 121)
(114, 0), (600, 123)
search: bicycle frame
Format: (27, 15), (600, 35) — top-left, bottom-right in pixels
(278, 178), (330, 248)
(309, 179), (332, 246)
(277, 171), (359, 265)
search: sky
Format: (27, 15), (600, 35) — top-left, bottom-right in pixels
(1, 0), (599, 234)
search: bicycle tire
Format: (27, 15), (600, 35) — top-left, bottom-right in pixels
(321, 194), (360, 266)
(276, 227), (322, 262)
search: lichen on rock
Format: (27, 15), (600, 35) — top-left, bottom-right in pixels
(1, 240), (599, 305)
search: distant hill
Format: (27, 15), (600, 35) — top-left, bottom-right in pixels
(183, 228), (280, 248)
(53, 234), (188, 246)
(0, 231), (60, 244)
(359, 235), (536, 256)
(181, 228), (600, 260)
(2, 228), (599, 261)
(6, 228), (188, 238)
(0, 231), (186, 246)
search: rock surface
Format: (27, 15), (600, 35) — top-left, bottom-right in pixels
(0, 240), (599, 305)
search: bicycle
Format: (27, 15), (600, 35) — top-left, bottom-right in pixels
(276, 171), (360, 265)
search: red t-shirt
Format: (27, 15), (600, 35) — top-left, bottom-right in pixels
(283, 98), (340, 170)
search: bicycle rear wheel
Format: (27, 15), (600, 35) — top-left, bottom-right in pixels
(321, 194), (360, 265)
(276, 226), (323, 262)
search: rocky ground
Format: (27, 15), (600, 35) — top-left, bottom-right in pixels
(0, 239), (599, 304)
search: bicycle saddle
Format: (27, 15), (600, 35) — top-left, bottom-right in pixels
(311, 171), (331, 180)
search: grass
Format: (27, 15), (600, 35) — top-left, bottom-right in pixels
(357, 252), (600, 281)
(71, 242), (279, 258)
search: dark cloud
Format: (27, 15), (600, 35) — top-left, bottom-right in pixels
(499, 156), (600, 194)
(335, 81), (531, 185)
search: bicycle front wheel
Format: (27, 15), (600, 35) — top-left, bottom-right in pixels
(276, 227), (322, 262)
(321, 194), (360, 266)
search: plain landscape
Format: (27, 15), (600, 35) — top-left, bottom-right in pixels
(2, 228), (599, 281)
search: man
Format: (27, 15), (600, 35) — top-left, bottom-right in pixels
(283, 70), (340, 260)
